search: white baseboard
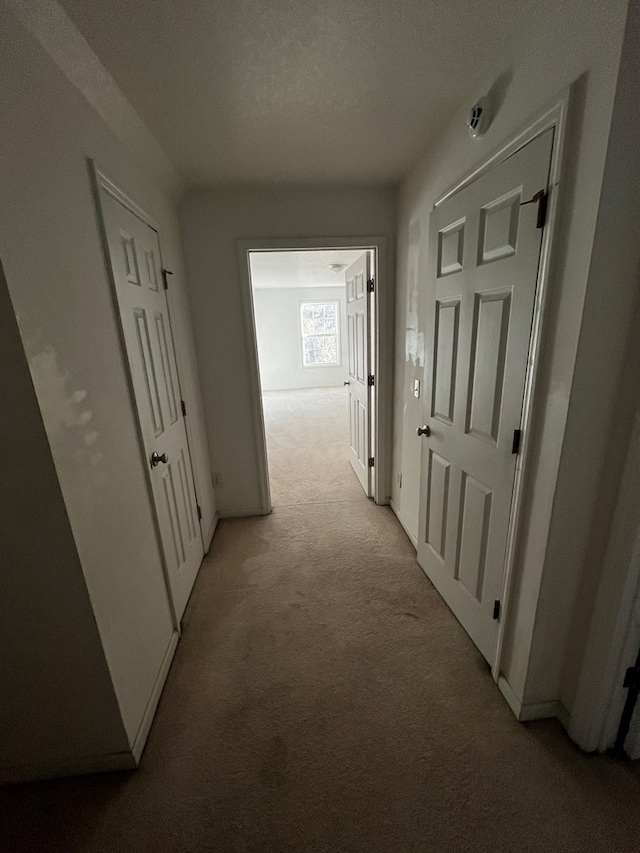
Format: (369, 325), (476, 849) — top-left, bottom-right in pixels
(203, 512), (219, 552)
(0, 749), (137, 785)
(131, 630), (179, 763)
(498, 675), (568, 723)
(390, 499), (418, 549)
(217, 507), (271, 518)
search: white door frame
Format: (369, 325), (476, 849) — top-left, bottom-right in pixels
(89, 161), (206, 629)
(429, 91), (570, 686)
(237, 236), (392, 509)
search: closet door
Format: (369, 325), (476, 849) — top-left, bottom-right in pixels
(100, 186), (204, 621)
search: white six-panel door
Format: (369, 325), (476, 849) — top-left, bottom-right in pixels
(345, 253), (371, 496)
(417, 129), (554, 664)
(100, 188), (204, 621)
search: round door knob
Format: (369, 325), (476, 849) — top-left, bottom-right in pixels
(343, 380), (351, 386)
(417, 425), (430, 437)
(151, 451), (168, 467)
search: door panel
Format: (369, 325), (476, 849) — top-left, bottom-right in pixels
(356, 312), (366, 382)
(433, 298), (460, 424)
(134, 308), (164, 435)
(101, 190), (204, 621)
(455, 472), (492, 601)
(417, 129), (554, 664)
(426, 449), (450, 560)
(345, 253), (371, 495)
(466, 290), (511, 444)
(155, 311), (180, 425)
(348, 314), (356, 376)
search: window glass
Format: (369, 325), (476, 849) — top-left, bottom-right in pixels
(300, 302), (339, 366)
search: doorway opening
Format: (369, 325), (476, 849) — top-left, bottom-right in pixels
(240, 240), (390, 512)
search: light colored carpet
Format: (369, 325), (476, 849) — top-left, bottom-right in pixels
(1, 387), (638, 852)
(262, 387), (363, 507)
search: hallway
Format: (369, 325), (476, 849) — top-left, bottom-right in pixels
(1, 388), (638, 851)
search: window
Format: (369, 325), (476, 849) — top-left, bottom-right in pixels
(300, 301), (340, 367)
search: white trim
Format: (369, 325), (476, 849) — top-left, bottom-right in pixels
(217, 507), (271, 518)
(93, 167), (160, 230)
(203, 512), (219, 553)
(390, 499), (418, 550)
(498, 675), (523, 718)
(0, 750), (137, 785)
(498, 676), (569, 724)
(520, 700), (568, 724)
(237, 237), (392, 508)
(493, 93), (570, 684)
(131, 630), (179, 763)
(237, 244), (273, 514)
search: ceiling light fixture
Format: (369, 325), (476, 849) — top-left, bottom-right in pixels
(327, 263), (347, 273)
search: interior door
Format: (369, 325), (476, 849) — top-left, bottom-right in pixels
(100, 188), (204, 621)
(417, 129), (554, 664)
(345, 253), (371, 496)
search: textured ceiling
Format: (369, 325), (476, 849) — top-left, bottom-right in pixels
(58, 0), (533, 186)
(250, 250), (363, 289)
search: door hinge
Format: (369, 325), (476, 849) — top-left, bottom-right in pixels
(512, 429), (522, 454)
(493, 600), (501, 620)
(196, 504), (202, 521)
(368, 374), (375, 387)
(368, 457), (375, 468)
(623, 665), (640, 691)
(613, 647), (640, 757)
(181, 399), (187, 417)
(162, 268), (174, 290)
(367, 277), (375, 293)
(520, 189), (547, 229)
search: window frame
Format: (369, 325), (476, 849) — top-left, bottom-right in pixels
(298, 299), (341, 369)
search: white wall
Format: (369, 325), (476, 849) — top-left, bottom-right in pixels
(253, 285), (347, 391)
(527, 0), (640, 714)
(0, 260), (129, 780)
(180, 186), (396, 515)
(0, 5), (215, 773)
(391, 0), (629, 711)
(559, 0), (640, 751)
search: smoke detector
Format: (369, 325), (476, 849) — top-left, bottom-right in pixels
(468, 97), (491, 138)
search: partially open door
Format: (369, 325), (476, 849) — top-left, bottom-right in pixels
(345, 253), (372, 496)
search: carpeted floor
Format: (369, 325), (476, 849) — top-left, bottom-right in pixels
(1, 387), (638, 852)
(262, 387), (363, 507)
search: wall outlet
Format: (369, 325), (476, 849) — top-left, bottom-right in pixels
(212, 472), (223, 488)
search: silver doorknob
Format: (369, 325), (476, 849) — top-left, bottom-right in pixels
(151, 451), (168, 467)
(343, 380), (351, 386)
(417, 425), (430, 437)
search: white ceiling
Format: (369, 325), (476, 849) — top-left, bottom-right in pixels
(250, 250), (363, 289)
(56, 0), (534, 187)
